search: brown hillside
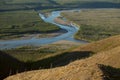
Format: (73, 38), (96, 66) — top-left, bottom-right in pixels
(74, 35), (120, 53)
(5, 35), (120, 80)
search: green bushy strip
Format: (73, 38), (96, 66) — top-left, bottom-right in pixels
(75, 24), (118, 41)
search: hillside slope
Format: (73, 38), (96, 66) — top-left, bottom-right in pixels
(4, 35), (120, 80)
(0, 51), (23, 80)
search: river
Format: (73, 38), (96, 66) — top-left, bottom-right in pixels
(0, 11), (87, 49)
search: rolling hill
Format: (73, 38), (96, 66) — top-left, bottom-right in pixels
(4, 35), (120, 80)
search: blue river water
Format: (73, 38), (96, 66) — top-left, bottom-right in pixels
(0, 11), (87, 49)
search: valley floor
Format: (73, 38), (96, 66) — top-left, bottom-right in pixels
(62, 9), (120, 41)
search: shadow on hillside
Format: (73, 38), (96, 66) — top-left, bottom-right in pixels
(0, 50), (93, 80)
(1, 51), (120, 80)
(98, 64), (120, 80)
(0, 51), (25, 80)
(27, 51), (93, 69)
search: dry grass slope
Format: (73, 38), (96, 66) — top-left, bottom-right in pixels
(5, 35), (120, 80)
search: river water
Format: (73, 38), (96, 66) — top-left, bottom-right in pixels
(0, 11), (87, 49)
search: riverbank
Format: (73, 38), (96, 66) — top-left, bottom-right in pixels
(54, 17), (71, 26)
(0, 29), (67, 41)
(0, 11), (87, 49)
(0, 10), (60, 40)
(62, 9), (120, 41)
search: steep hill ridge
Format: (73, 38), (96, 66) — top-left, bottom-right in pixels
(5, 35), (120, 80)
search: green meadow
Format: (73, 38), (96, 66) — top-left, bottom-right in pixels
(0, 10), (60, 39)
(62, 9), (120, 41)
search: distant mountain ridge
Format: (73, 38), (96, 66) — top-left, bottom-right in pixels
(0, 0), (120, 12)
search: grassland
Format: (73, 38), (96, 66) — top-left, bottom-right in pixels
(0, 0), (120, 12)
(0, 0), (120, 80)
(0, 0), (54, 11)
(1, 35), (120, 80)
(3, 43), (78, 62)
(54, 0), (120, 5)
(62, 9), (120, 41)
(0, 0), (61, 40)
(53, 0), (120, 9)
(4, 35), (120, 80)
(0, 0), (120, 40)
(0, 41), (80, 79)
(0, 10), (60, 40)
